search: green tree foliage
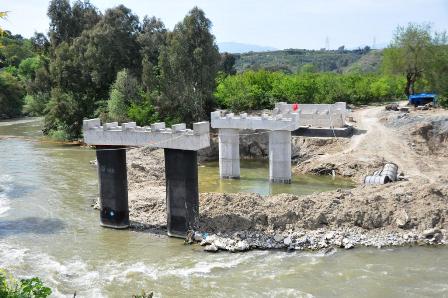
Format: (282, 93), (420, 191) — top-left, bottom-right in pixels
(107, 69), (142, 122)
(383, 23), (447, 97)
(50, 4), (140, 100)
(127, 94), (160, 126)
(48, 0), (100, 47)
(0, 270), (52, 298)
(158, 7), (221, 124)
(0, 33), (34, 68)
(47, 4), (141, 137)
(219, 52), (237, 75)
(31, 33), (50, 55)
(138, 16), (167, 92)
(43, 88), (83, 140)
(215, 70), (405, 112)
(425, 32), (448, 103)
(18, 56), (51, 116)
(0, 71), (25, 118)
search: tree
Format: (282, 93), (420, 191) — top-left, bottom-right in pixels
(219, 52), (236, 75)
(48, 0), (74, 46)
(0, 72), (25, 118)
(107, 69), (142, 122)
(31, 32), (50, 55)
(383, 23), (433, 96)
(71, 0), (101, 35)
(158, 7), (220, 124)
(0, 34), (34, 67)
(47, 0), (100, 47)
(43, 88), (83, 139)
(138, 16), (167, 92)
(19, 56), (51, 115)
(424, 32), (448, 99)
(48, 4), (141, 136)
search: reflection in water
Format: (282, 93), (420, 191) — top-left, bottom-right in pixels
(199, 160), (354, 196)
(0, 217), (65, 236)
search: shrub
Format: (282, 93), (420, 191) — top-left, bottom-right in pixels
(128, 101), (159, 126)
(438, 95), (448, 108)
(43, 89), (83, 140)
(0, 270), (52, 298)
(23, 93), (50, 116)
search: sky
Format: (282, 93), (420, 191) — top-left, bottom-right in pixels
(1, 0), (447, 50)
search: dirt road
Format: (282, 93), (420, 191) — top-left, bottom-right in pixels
(296, 104), (448, 183)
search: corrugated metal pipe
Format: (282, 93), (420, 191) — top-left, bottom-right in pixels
(364, 163), (399, 185)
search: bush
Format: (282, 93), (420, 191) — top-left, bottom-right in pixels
(438, 95), (448, 108)
(23, 93), (50, 116)
(128, 101), (159, 126)
(43, 89), (83, 140)
(0, 270), (52, 298)
(107, 69), (143, 123)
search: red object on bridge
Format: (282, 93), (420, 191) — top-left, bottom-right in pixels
(292, 103), (299, 111)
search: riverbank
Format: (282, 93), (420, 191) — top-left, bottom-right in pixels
(104, 104), (448, 252)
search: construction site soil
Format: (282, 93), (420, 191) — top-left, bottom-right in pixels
(97, 104), (448, 252)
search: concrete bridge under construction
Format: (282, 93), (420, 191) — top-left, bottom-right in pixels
(83, 101), (349, 238)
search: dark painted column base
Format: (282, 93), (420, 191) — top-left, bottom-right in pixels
(96, 145), (129, 229)
(164, 149), (199, 238)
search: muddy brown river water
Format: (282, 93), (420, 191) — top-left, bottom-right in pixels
(1, 118), (448, 297)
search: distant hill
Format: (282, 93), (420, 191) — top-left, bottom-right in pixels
(233, 48), (383, 74)
(218, 42), (277, 54)
(342, 50), (383, 73)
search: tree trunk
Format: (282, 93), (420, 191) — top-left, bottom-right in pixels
(405, 72), (417, 97)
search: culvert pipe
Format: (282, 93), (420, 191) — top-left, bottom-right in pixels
(364, 175), (391, 185)
(380, 163), (398, 181)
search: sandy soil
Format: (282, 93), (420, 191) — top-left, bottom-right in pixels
(94, 104), (448, 251)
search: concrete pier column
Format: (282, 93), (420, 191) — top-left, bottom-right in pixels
(269, 130), (292, 183)
(96, 146), (129, 229)
(218, 128), (240, 179)
(164, 149), (199, 238)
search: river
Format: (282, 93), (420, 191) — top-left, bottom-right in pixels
(0, 118), (447, 297)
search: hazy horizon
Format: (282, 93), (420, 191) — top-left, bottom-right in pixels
(1, 0), (447, 50)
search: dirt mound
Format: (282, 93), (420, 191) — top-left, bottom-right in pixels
(295, 155), (386, 182)
(123, 146), (448, 234)
(198, 181), (448, 234)
(382, 110), (448, 157)
(127, 147), (165, 186)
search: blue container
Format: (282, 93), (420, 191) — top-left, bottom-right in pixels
(409, 93), (437, 106)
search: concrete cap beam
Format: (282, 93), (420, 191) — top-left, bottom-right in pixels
(275, 102), (348, 128)
(211, 110), (300, 131)
(83, 119), (210, 151)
